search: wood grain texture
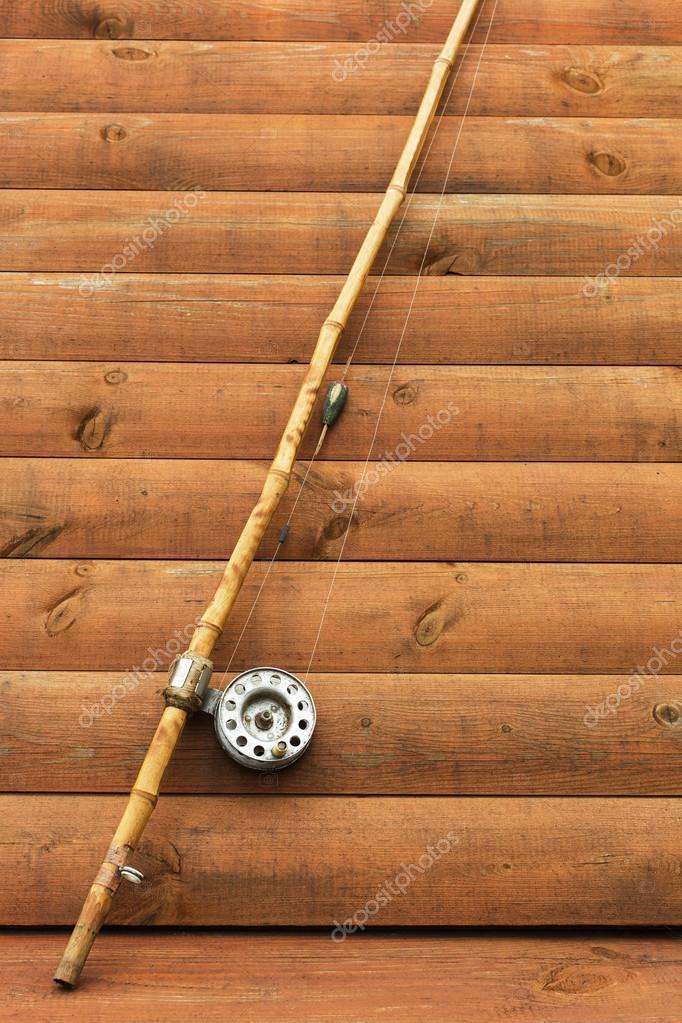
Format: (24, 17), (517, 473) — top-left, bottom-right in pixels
(3, 192), (682, 274)
(5, 0), (682, 954)
(3, 364), (681, 462)
(4, 931), (682, 1023)
(6, 671), (682, 794)
(3, 560), (682, 672)
(3, 114), (682, 194)
(2, 795), (681, 925)
(3, 459), (682, 562)
(1, 43), (681, 117)
(4, 0), (681, 44)
(3, 273), (681, 365)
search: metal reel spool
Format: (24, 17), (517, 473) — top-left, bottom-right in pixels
(202, 667), (316, 771)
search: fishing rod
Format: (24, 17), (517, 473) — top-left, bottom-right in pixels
(54, 0), (486, 988)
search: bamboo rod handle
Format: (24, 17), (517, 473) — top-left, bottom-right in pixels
(54, 707), (187, 986)
(55, 0), (484, 988)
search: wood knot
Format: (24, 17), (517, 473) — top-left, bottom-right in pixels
(424, 251), (461, 275)
(95, 18), (126, 39)
(653, 702), (681, 727)
(560, 67), (605, 95)
(101, 124), (128, 143)
(540, 964), (615, 995)
(104, 369), (127, 385)
(590, 946), (620, 960)
(76, 406), (112, 452)
(414, 604), (444, 647)
(426, 248), (484, 276)
(45, 588), (83, 637)
(138, 838), (182, 875)
(0, 524), (64, 558)
(361, 717), (372, 729)
(588, 151), (627, 177)
(322, 512), (357, 543)
(392, 382), (418, 405)
(112, 47), (153, 61)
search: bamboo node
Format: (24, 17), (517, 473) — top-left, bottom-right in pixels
(268, 468), (291, 483)
(197, 618), (223, 638)
(323, 318), (346, 332)
(131, 787), (159, 809)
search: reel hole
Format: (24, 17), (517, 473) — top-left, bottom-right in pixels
(235, 684), (245, 694)
(299, 720), (308, 729)
(290, 736), (301, 747)
(236, 736), (247, 747)
(298, 700), (308, 711)
(226, 719), (237, 730)
(253, 745), (265, 757)
(226, 699), (236, 711)
(287, 683), (299, 694)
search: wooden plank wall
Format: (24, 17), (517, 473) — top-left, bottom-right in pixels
(6, 932), (682, 1022)
(1, 0), (682, 934)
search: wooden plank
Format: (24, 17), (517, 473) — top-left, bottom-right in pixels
(3, 459), (682, 562)
(3, 192), (682, 275)
(3, 364), (681, 462)
(2, 560), (682, 672)
(2, 795), (680, 925)
(3, 931), (682, 1023)
(4, 1), (681, 44)
(1, 43), (680, 117)
(3, 274), (681, 365)
(3, 114), (682, 194)
(6, 671), (682, 795)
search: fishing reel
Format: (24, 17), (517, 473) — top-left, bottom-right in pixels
(165, 654), (316, 771)
(204, 666), (316, 770)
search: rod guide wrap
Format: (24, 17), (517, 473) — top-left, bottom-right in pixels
(93, 844), (132, 894)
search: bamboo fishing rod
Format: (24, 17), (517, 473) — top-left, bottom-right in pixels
(54, 0), (485, 988)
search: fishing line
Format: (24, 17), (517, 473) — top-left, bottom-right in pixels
(220, 0), (493, 679)
(338, 0), (491, 379)
(303, 0), (500, 681)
